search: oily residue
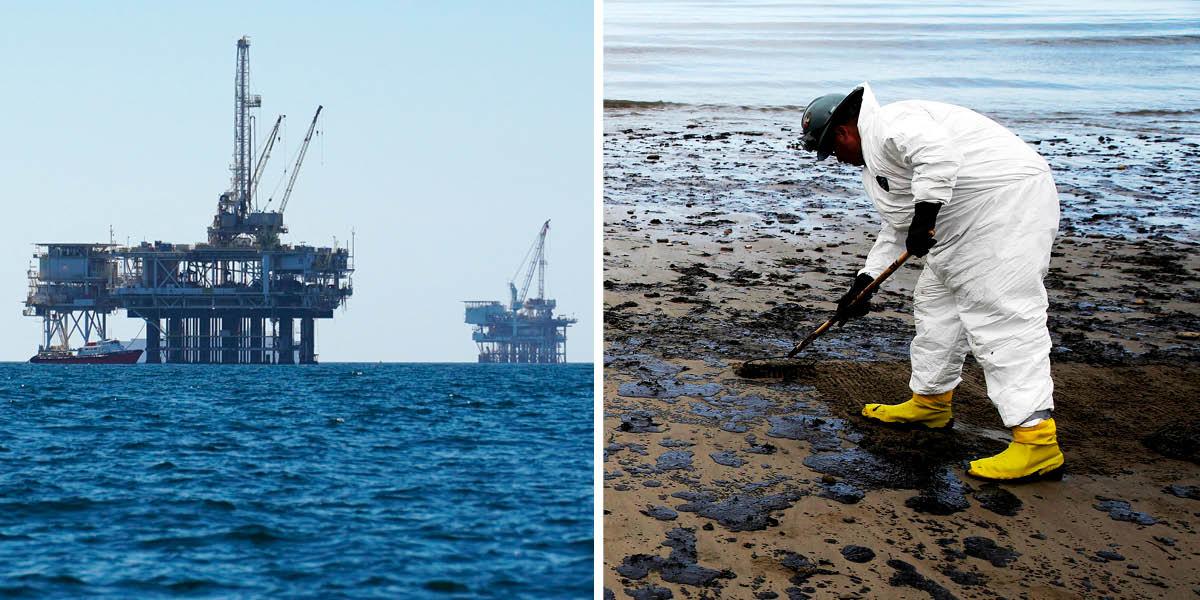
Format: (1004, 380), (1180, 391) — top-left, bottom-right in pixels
(886, 559), (958, 600)
(962, 537), (1021, 568)
(708, 450), (746, 468)
(766, 414), (847, 452)
(903, 468), (972, 516)
(674, 491), (801, 532)
(616, 528), (735, 587)
(973, 483), (1024, 516)
(1093, 497), (1158, 526)
(1143, 420), (1200, 464)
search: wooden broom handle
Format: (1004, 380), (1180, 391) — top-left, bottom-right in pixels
(786, 250), (913, 358)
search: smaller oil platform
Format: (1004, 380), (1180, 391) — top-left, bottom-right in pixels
(464, 220), (576, 363)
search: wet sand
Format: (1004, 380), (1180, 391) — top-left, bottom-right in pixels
(603, 105), (1200, 599)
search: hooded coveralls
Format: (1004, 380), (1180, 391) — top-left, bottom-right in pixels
(854, 83), (1060, 428)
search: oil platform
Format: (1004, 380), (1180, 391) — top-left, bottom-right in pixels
(23, 36), (353, 364)
(464, 220), (575, 363)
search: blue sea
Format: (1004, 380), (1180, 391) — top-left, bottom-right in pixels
(0, 363), (593, 598)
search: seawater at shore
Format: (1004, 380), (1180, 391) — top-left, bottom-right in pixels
(605, 0), (1200, 115)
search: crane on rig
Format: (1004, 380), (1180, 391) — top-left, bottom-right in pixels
(509, 219), (551, 312)
(251, 115), (283, 208)
(274, 105), (322, 214)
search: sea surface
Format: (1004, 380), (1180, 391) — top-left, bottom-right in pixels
(0, 363), (593, 598)
(605, 0), (1200, 116)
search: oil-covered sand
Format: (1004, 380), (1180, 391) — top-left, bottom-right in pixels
(603, 105), (1200, 599)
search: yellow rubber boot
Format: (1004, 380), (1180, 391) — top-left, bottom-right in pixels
(861, 390), (954, 429)
(968, 418), (1065, 481)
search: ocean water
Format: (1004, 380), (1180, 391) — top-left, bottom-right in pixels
(0, 363), (592, 598)
(605, 0), (1200, 115)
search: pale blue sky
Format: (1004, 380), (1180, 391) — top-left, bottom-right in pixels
(0, 2), (594, 362)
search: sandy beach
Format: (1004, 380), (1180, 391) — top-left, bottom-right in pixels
(602, 105), (1200, 599)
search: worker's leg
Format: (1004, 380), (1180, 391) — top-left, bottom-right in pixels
(948, 173), (1063, 480)
(950, 175), (1058, 429)
(909, 266), (971, 396)
(861, 267), (967, 429)
(954, 263), (1054, 428)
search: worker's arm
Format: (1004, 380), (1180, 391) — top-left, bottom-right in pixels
(884, 110), (963, 207)
(885, 110), (962, 257)
(859, 219), (903, 279)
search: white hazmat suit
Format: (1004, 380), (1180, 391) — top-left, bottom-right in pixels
(854, 82), (1060, 428)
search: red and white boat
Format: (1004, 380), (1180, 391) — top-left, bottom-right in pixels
(29, 339), (143, 364)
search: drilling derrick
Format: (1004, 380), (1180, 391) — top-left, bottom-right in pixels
(464, 220), (576, 363)
(210, 36), (264, 246)
(24, 36), (353, 364)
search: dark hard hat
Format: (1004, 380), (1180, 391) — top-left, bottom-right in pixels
(800, 87), (864, 161)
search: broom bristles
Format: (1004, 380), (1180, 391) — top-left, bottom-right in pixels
(734, 358), (816, 379)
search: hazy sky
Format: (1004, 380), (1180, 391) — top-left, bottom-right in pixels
(0, 2), (594, 362)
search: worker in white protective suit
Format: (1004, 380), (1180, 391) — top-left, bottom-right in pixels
(798, 82), (1064, 481)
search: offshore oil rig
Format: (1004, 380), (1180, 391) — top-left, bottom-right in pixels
(464, 220), (576, 363)
(23, 36), (353, 364)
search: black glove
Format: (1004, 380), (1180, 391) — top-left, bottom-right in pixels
(906, 202), (942, 257)
(834, 273), (875, 326)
